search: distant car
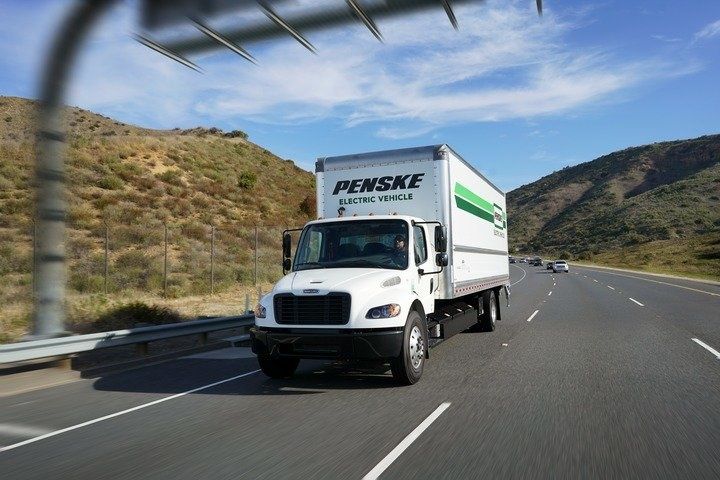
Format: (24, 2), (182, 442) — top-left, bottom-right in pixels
(519, 258), (527, 263)
(546, 261), (554, 270)
(553, 260), (569, 273)
(530, 257), (543, 266)
(509, 256), (516, 263)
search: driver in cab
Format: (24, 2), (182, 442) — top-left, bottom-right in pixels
(391, 234), (408, 267)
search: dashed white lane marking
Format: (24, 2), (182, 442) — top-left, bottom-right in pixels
(527, 310), (539, 322)
(548, 291), (552, 296)
(362, 402), (451, 480)
(629, 298), (644, 307)
(510, 264), (527, 286)
(0, 369), (261, 453)
(0, 424), (52, 439)
(575, 268), (720, 297)
(607, 285), (615, 290)
(692, 338), (720, 359)
(593, 279), (598, 283)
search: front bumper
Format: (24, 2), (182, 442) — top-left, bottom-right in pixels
(250, 327), (404, 360)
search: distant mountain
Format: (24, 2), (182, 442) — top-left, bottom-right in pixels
(507, 134), (720, 279)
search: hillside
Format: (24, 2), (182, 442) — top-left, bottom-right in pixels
(507, 134), (720, 279)
(0, 96), (316, 339)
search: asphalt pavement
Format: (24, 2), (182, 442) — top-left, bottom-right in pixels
(1, 264), (719, 479)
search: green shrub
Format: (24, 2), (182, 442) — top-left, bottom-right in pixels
(237, 171), (257, 189)
(156, 169), (184, 186)
(69, 273), (104, 293)
(72, 302), (183, 333)
(98, 174), (124, 190)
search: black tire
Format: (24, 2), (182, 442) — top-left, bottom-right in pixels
(390, 311), (426, 385)
(478, 290), (497, 332)
(257, 355), (300, 379)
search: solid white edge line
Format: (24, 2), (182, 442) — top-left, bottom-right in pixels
(0, 369), (261, 453)
(362, 402), (451, 480)
(692, 338), (720, 359)
(510, 264), (527, 286)
(607, 285), (615, 290)
(526, 310), (539, 322)
(629, 298), (644, 306)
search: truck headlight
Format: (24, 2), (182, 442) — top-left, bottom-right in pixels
(366, 304), (401, 319)
(255, 304), (267, 318)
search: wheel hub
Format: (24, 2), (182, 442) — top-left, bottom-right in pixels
(409, 325), (424, 369)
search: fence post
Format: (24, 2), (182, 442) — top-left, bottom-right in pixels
(210, 224), (215, 295)
(254, 226), (259, 286)
(104, 223), (109, 294)
(245, 293), (250, 313)
(163, 223), (168, 298)
(257, 286), (262, 307)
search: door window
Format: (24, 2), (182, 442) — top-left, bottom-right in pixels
(413, 226), (428, 265)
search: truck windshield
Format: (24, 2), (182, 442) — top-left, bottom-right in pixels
(294, 219), (408, 271)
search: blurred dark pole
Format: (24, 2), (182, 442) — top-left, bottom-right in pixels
(164, 223), (169, 297)
(104, 223), (109, 294)
(210, 224), (215, 295)
(33, 0), (117, 338)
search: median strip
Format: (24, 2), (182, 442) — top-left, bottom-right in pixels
(692, 338), (720, 359)
(362, 402), (451, 480)
(629, 298), (644, 307)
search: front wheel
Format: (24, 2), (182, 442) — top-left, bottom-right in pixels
(257, 355), (300, 379)
(390, 311), (426, 385)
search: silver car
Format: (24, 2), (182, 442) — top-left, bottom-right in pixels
(553, 260), (569, 273)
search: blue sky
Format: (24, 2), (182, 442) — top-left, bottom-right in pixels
(1, 0), (719, 191)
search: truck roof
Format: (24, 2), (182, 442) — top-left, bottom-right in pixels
(307, 214), (419, 225)
(316, 144), (504, 196)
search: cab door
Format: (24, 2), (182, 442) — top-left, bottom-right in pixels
(412, 225), (435, 315)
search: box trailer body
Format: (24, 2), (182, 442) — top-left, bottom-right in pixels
(315, 144), (509, 300)
(251, 145), (510, 384)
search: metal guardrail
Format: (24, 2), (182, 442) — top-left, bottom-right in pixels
(0, 315), (255, 364)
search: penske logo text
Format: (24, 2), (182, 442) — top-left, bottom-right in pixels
(332, 173), (425, 195)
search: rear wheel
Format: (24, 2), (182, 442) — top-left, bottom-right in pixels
(257, 355), (300, 379)
(478, 290), (497, 332)
(390, 311), (425, 385)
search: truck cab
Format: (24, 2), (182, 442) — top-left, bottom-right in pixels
(252, 215), (448, 383)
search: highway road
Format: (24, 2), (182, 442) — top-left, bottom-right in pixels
(1, 264), (720, 479)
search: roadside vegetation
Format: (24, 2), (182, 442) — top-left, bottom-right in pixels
(0, 96), (315, 341)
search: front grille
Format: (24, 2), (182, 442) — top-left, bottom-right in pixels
(274, 293), (351, 325)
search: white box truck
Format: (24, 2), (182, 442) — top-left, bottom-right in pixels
(250, 145), (510, 384)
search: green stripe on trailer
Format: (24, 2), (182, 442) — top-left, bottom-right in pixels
(455, 195), (494, 223)
(454, 183), (493, 214)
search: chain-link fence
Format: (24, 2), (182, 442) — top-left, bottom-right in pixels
(2, 220), (302, 302)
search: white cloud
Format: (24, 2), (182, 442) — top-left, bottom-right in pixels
(0, 0), (699, 136)
(694, 19), (720, 41)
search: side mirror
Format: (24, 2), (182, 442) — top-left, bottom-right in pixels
(283, 258), (292, 272)
(435, 253), (448, 267)
(282, 233), (292, 260)
(434, 225), (447, 253)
